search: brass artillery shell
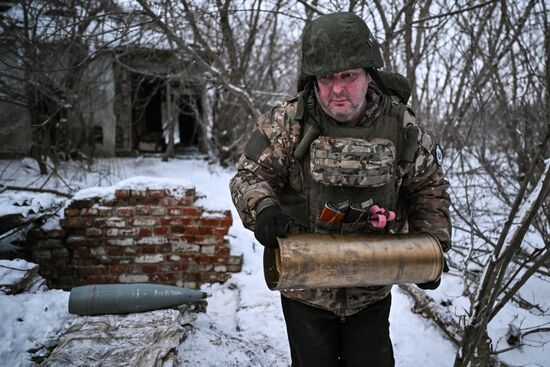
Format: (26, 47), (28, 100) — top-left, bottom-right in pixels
(264, 233), (444, 290)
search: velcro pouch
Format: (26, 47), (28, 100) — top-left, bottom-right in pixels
(310, 136), (396, 187)
(244, 129), (270, 161)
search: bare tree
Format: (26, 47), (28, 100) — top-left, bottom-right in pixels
(135, 0), (303, 164)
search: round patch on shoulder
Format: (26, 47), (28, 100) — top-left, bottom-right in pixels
(433, 144), (444, 166)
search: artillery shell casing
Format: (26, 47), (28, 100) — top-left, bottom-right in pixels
(68, 283), (209, 316)
(264, 233), (444, 290)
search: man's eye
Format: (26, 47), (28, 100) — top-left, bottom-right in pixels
(342, 73), (357, 82)
(319, 76), (333, 83)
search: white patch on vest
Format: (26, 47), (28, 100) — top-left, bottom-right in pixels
(310, 136), (396, 187)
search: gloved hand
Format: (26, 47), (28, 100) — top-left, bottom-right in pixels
(254, 206), (292, 248)
(417, 256), (449, 290)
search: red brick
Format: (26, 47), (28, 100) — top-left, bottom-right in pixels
(130, 218), (157, 226)
(115, 189), (131, 199)
(66, 236), (93, 247)
(106, 246), (124, 256)
(98, 208), (113, 216)
(105, 218), (127, 228)
(200, 218), (221, 227)
(148, 189), (168, 198)
(126, 264), (143, 274)
(81, 208), (99, 216)
(131, 189), (147, 197)
(195, 235), (223, 245)
(215, 246), (230, 255)
(92, 218), (107, 227)
(142, 264), (158, 273)
(171, 225), (186, 234)
(106, 228), (137, 237)
(167, 208), (183, 216)
(80, 217), (96, 227)
(199, 227), (213, 235)
(151, 273), (177, 282)
(74, 248), (91, 258)
(136, 237), (166, 245)
(228, 255), (243, 266)
(60, 217), (82, 229)
(176, 198), (193, 206)
(136, 206), (152, 215)
(194, 255), (213, 265)
(158, 244), (172, 253)
(86, 227), (103, 237)
(220, 219), (233, 227)
(183, 208), (201, 217)
(185, 226), (200, 235)
(212, 227), (229, 236)
(65, 208), (80, 217)
(140, 245), (157, 254)
(161, 217), (187, 226)
(228, 265), (241, 273)
(111, 264), (126, 274)
(150, 207), (166, 216)
(136, 197), (159, 205)
(86, 275), (117, 284)
(138, 228), (152, 237)
(116, 207), (134, 217)
(159, 263), (178, 272)
(154, 226), (170, 235)
(160, 197), (178, 206)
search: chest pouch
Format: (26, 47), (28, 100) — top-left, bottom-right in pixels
(310, 136), (396, 187)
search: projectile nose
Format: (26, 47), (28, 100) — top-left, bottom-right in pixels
(202, 292), (211, 299)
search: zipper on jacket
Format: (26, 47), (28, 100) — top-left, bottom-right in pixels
(337, 288), (347, 322)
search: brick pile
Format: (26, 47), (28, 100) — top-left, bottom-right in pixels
(26, 183), (242, 290)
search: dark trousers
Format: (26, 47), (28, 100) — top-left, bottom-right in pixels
(281, 294), (394, 367)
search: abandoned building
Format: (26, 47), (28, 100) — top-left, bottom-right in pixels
(81, 47), (207, 157)
(0, 37), (207, 158)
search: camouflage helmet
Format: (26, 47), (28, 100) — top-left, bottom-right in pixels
(300, 12), (383, 77)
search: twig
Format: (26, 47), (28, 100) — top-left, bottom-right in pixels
(0, 185), (72, 198)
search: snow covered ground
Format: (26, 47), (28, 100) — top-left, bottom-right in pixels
(0, 157), (548, 366)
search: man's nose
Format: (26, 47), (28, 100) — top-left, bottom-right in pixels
(331, 79), (346, 94)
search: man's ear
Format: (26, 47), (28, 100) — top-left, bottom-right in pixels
(365, 70), (373, 84)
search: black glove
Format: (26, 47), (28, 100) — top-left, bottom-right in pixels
(254, 206), (291, 248)
(417, 257), (449, 290)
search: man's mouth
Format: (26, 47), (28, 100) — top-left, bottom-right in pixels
(331, 99), (349, 105)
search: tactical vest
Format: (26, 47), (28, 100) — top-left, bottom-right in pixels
(278, 87), (417, 235)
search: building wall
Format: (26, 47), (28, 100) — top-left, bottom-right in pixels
(76, 52), (117, 156)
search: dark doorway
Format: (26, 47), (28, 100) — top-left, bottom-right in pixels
(177, 94), (201, 148)
(131, 75), (164, 152)
(130, 74), (202, 153)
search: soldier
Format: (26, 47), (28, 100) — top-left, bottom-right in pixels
(230, 12), (451, 367)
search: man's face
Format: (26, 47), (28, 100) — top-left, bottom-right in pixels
(315, 68), (371, 123)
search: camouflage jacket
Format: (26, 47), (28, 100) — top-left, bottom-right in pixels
(230, 86), (452, 316)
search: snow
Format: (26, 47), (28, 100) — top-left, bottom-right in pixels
(0, 259), (37, 291)
(0, 156), (548, 366)
(0, 191), (64, 218)
(0, 289), (72, 366)
(72, 176), (194, 201)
